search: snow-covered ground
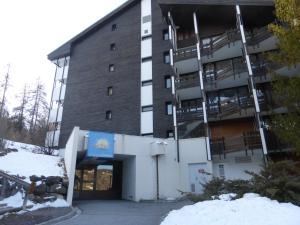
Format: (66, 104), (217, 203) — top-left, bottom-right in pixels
(0, 192), (69, 211)
(0, 141), (64, 182)
(161, 193), (300, 225)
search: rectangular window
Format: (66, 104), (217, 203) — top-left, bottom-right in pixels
(142, 105), (153, 112)
(163, 29), (169, 40)
(142, 80), (152, 86)
(167, 130), (174, 138)
(109, 64), (115, 72)
(142, 15), (151, 23)
(166, 102), (173, 115)
(106, 111), (112, 120)
(107, 87), (113, 96)
(142, 57), (152, 63)
(142, 133), (153, 137)
(219, 164), (225, 178)
(164, 52), (170, 64)
(110, 43), (116, 51)
(165, 75), (171, 89)
(111, 24), (117, 31)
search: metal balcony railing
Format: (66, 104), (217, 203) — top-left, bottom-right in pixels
(176, 72), (199, 89)
(173, 25), (273, 63)
(176, 106), (204, 123)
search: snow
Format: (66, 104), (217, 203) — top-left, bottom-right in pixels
(161, 193), (300, 225)
(0, 192), (69, 212)
(0, 141), (64, 182)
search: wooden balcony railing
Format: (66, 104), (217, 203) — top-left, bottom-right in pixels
(210, 131), (262, 156)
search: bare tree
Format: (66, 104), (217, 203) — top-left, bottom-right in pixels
(27, 79), (48, 134)
(0, 64), (10, 119)
(11, 84), (29, 131)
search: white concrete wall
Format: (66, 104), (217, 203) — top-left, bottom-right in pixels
(212, 149), (264, 180)
(141, 60), (152, 81)
(141, 85), (153, 106)
(141, 38), (152, 58)
(64, 127), (80, 205)
(141, 111), (153, 134)
(122, 157), (136, 201)
(178, 138), (213, 192)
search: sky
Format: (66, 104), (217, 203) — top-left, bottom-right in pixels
(0, 0), (127, 112)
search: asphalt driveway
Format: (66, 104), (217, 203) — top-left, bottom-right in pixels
(55, 200), (192, 225)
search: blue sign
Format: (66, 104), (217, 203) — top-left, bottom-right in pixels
(87, 131), (115, 158)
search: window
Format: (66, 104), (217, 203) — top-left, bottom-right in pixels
(142, 15), (151, 23)
(110, 43), (116, 51)
(142, 105), (153, 112)
(167, 130), (174, 138)
(165, 102), (173, 115)
(111, 24), (117, 31)
(163, 29), (169, 40)
(142, 80), (152, 86)
(218, 164), (225, 178)
(106, 111), (112, 120)
(107, 87), (113, 96)
(165, 75), (171, 89)
(142, 57), (152, 63)
(109, 64), (115, 72)
(142, 133), (153, 137)
(163, 52), (170, 64)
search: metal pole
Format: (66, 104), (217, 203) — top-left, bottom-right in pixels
(235, 5), (268, 165)
(193, 12), (212, 161)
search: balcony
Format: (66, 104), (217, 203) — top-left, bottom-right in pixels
(176, 106), (204, 123)
(210, 131), (262, 156)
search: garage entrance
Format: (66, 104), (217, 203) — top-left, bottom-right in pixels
(73, 161), (122, 200)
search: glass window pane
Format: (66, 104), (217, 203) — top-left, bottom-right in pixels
(96, 165), (113, 191)
(82, 169), (94, 191)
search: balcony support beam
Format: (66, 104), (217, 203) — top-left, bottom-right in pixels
(236, 5), (268, 163)
(167, 11), (177, 50)
(193, 12), (211, 161)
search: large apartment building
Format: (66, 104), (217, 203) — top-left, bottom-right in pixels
(46, 0), (298, 200)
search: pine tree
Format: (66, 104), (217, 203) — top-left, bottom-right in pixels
(268, 0), (300, 153)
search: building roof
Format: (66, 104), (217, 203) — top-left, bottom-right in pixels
(48, 0), (139, 61)
(48, 0), (274, 61)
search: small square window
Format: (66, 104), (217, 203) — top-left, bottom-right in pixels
(165, 76), (171, 89)
(142, 105), (153, 112)
(112, 24), (117, 31)
(167, 130), (174, 138)
(107, 87), (113, 96)
(164, 52), (170, 64)
(163, 29), (169, 40)
(109, 64), (115, 72)
(142, 80), (152, 86)
(110, 43), (116, 51)
(106, 111), (112, 120)
(165, 102), (173, 115)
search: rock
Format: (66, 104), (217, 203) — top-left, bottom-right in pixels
(48, 184), (67, 195)
(34, 183), (47, 195)
(62, 178), (69, 188)
(6, 148), (18, 152)
(45, 176), (62, 186)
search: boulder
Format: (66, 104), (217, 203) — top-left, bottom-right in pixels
(45, 176), (62, 186)
(34, 183), (47, 195)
